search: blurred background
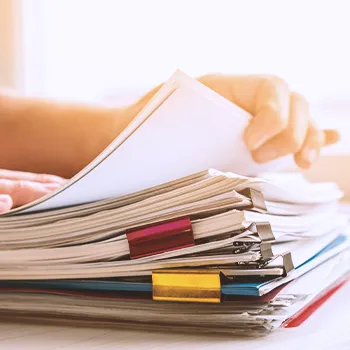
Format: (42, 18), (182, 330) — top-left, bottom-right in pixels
(1, 0), (350, 154)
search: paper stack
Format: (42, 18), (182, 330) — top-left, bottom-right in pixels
(0, 71), (349, 335)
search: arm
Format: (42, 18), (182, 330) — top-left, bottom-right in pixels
(0, 87), (160, 178)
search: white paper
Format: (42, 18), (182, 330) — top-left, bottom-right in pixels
(9, 70), (292, 214)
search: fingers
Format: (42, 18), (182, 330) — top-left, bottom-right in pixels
(244, 76), (340, 168)
(0, 194), (13, 214)
(252, 92), (309, 163)
(0, 169), (67, 185)
(294, 123), (340, 168)
(245, 76), (290, 151)
(324, 129), (341, 146)
(0, 179), (60, 207)
(0, 169), (66, 212)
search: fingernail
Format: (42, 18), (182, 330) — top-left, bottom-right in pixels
(0, 195), (13, 214)
(0, 205), (8, 214)
(0, 195), (12, 205)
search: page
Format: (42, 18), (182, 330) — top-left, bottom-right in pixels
(271, 232), (340, 268)
(19, 85), (252, 212)
(259, 234), (350, 295)
(7, 70), (292, 215)
(4, 70), (183, 215)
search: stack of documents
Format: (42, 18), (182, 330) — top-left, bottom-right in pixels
(0, 71), (349, 335)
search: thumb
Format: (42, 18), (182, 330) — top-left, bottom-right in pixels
(244, 77), (290, 151)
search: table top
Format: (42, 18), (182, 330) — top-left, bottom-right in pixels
(0, 282), (349, 350)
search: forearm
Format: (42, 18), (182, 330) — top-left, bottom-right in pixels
(0, 87), (160, 178)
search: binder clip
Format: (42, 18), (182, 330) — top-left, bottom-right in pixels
(231, 222), (274, 259)
(260, 252), (295, 276)
(238, 188), (267, 212)
(152, 269), (222, 303)
(126, 217), (195, 259)
(280, 252), (295, 275)
(249, 222), (275, 242)
(260, 242), (274, 261)
(250, 222), (275, 260)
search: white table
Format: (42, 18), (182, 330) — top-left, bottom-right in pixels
(0, 283), (349, 350)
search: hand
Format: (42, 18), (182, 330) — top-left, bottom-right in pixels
(0, 169), (67, 214)
(198, 74), (340, 168)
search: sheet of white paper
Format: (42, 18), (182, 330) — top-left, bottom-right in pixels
(10, 71), (291, 214)
(271, 231), (339, 268)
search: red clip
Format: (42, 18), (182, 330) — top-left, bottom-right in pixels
(126, 217), (195, 259)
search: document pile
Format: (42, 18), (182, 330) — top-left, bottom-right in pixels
(0, 71), (348, 335)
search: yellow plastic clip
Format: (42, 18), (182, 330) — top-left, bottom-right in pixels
(152, 269), (222, 303)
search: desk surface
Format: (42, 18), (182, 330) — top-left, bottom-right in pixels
(0, 283), (349, 350)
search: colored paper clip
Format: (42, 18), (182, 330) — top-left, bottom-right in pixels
(152, 269), (222, 303)
(238, 188), (267, 212)
(126, 217), (195, 259)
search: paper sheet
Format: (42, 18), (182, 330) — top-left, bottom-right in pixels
(5, 70), (293, 214)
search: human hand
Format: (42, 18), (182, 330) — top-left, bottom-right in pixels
(0, 169), (67, 214)
(198, 74), (339, 168)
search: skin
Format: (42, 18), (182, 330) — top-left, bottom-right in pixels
(0, 74), (340, 213)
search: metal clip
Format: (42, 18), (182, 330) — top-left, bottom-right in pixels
(260, 242), (274, 261)
(280, 252), (294, 275)
(238, 188), (267, 212)
(248, 222), (275, 242)
(259, 252), (295, 276)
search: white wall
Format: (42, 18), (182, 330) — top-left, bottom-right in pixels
(0, 0), (21, 88)
(21, 0), (350, 105)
